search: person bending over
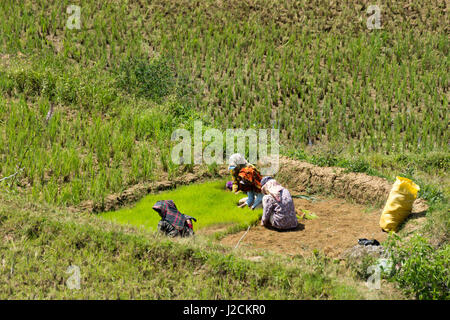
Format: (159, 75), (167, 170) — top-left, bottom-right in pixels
(152, 200), (196, 237)
(228, 153), (263, 210)
(260, 177), (298, 230)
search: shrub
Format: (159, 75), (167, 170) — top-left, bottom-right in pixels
(286, 148), (307, 161)
(421, 153), (449, 171)
(418, 184), (444, 205)
(343, 158), (369, 173)
(385, 234), (449, 300)
(115, 56), (176, 103)
(7, 69), (56, 98)
(310, 153), (338, 167)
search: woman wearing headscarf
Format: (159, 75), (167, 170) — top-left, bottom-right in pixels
(152, 200), (196, 237)
(260, 177), (298, 230)
(228, 153), (263, 210)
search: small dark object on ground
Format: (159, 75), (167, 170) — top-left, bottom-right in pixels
(358, 238), (380, 246)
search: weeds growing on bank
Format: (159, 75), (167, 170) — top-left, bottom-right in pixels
(384, 234), (449, 300)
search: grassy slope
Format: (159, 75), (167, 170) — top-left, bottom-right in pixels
(0, 191), (402, 299)
(101, 180), (262, 231)
(0, 0), (447, 299)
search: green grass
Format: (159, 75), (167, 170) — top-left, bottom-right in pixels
(1, 191), (397, 299)
(0, 0), (447, 208)
(0, 0), (447, 300)
(100, 180), (262, 231)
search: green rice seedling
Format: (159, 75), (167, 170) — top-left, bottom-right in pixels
(100, 179), (262, 232)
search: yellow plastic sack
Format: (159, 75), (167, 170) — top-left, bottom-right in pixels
(379, 176), (420, 232)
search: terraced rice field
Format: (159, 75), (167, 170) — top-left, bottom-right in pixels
(101, 180), (262, 231)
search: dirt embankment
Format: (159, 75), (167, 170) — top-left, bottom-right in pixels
(275, 156), (428, 210)
(276, 157), (392, 205)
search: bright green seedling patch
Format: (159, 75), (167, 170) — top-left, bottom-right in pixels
(100, 180), (263, 231)
(298, 209), (318, 220)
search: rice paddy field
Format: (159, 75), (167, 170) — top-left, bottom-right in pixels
(101, 180), (262, 231)
(0, 0), (448, 300)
